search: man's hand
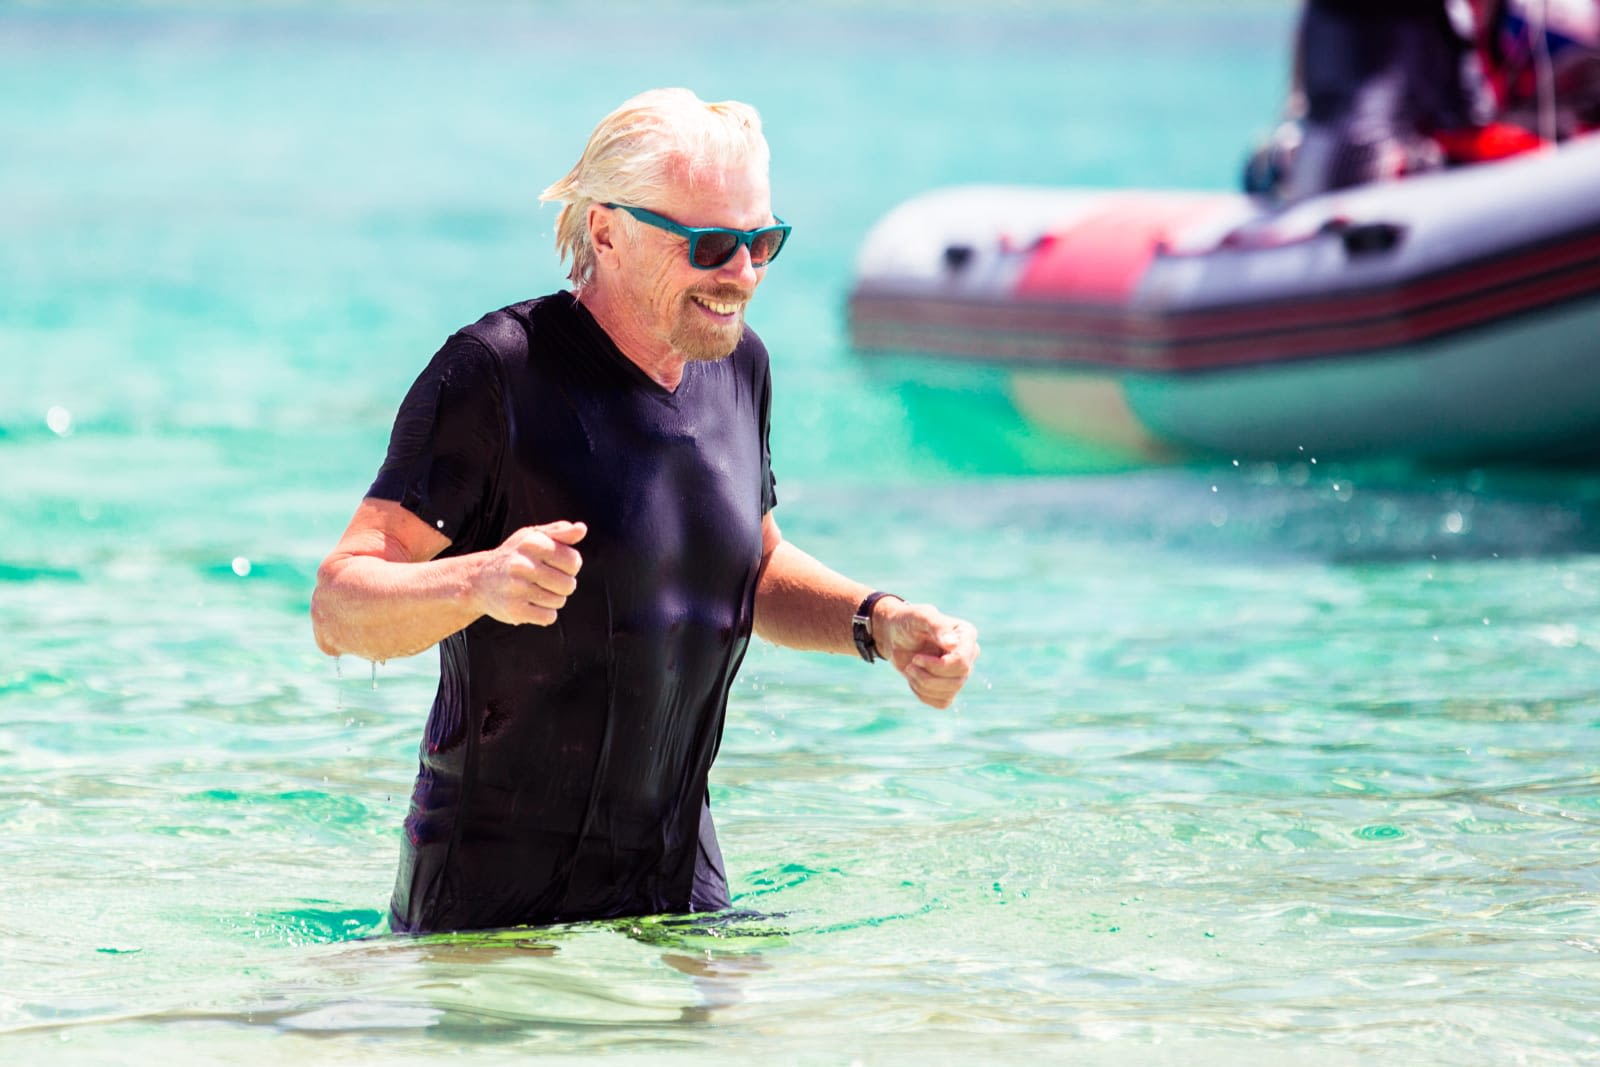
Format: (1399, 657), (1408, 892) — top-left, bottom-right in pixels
(874, 599), (980, 709)
(474, 521), (587, 626)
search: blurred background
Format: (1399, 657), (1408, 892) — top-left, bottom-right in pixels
(2, 0), (1294, 487)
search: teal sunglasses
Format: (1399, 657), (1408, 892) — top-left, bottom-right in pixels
(606, 203), (791, 270)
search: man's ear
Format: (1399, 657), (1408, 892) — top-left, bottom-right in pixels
(588, 203), (618, 267)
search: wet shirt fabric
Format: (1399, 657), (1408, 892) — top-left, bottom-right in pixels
(367, 291), (776, 934)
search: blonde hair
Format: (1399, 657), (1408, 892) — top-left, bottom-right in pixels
(539, 88), (771, 287)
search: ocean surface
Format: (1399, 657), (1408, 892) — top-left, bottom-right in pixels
(5, 2), (1600, 1064)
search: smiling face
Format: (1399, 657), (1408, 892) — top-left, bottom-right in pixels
(584, 154), (776, 385)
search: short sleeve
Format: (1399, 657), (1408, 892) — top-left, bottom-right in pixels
(366, 335), (506, 546)
(758, 353), (777, 515)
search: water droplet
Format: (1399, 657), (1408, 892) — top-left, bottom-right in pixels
(46, 406), (74, 436)
(1443, 511), (1465, 534)
(231, 556), (252, 577)
(436, 519), (445, 529)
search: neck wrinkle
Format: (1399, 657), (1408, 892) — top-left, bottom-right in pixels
(575, 285), (686, 393)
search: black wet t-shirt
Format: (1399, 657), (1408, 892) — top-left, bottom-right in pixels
(367, 291), (776, 933)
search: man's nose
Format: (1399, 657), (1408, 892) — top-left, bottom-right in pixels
(715, 244), (761, 285)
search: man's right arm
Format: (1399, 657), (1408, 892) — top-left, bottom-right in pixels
(310, 498), (586, 662)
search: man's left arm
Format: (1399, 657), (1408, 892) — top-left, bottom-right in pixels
(752, 514), (979, 709)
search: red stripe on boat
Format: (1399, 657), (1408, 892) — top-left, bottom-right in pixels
(851, 224), (1600, 372)
(1014, 195), (1233, 302)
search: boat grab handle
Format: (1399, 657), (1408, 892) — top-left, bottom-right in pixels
(1209, 215), (1407, 257)
(1336, 220), (1406, 257)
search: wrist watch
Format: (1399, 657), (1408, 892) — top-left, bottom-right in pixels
(852, 591), (902, 663)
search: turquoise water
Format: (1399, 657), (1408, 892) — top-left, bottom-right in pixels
(6, 2), (1600, 1063)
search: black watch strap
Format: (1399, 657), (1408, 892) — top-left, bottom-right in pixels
(852, 591), (901, 663)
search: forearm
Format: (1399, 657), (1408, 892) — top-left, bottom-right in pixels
(750, 516), (978, 708)
(311, 552), (485, 662)
(752, 539), (875, 655)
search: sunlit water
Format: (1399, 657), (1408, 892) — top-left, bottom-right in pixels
(5, 3), (1600, 1064)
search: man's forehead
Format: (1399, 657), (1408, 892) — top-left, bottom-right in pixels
(663, 153), (768, 192)
(658, 159), (772, 222)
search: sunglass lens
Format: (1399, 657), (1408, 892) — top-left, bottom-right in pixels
(750, 229), (785, 266)
(692, 233), (739, 269)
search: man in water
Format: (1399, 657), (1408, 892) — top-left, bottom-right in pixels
(310, 88), (980, 935)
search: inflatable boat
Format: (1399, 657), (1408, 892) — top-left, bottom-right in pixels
(846, 134), (1600, 464)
